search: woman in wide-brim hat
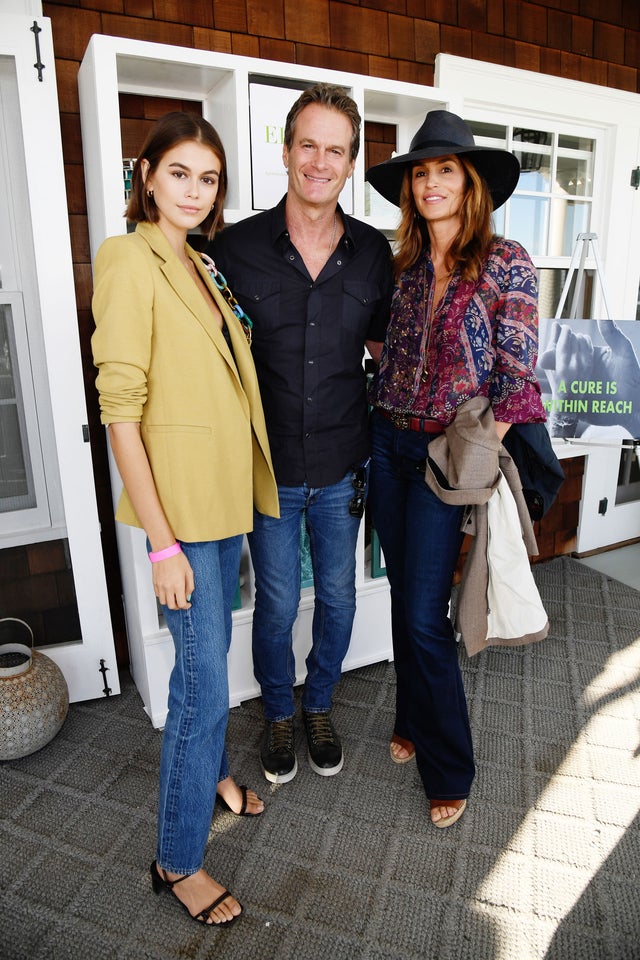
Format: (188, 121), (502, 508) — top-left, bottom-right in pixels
(366, 110), (545, 827)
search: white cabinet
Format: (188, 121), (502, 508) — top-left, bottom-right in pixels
(78, 34), (454, 727)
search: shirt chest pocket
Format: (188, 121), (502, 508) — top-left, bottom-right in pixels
(231, 278), (281, 332)
(342, 280), (382, 336)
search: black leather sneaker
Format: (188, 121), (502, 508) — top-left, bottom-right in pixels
(303, 711), (343, 776)
(260, 718), (297, 784)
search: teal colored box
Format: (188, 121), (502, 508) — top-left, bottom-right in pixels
(232, 579), (242, 610)
(370, 528), (386, 578)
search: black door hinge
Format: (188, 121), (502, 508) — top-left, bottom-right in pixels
(99, 659), (112, 697)
(30, 21), (45, 82)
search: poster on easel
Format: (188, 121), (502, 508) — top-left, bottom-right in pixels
(248, 79), (354, 213)
(535, 317), (640, 441)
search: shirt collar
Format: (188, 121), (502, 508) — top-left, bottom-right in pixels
(271, 194), (354, 252)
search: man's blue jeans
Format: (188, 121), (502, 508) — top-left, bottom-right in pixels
(369, 412), (475, 801)
(156, 535), (242, 875)
(249, 471), (364, 721)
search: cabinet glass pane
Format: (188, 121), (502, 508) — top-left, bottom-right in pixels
(0, 305), (35, 511)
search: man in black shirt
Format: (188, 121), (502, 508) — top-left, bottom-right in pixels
(210, 83), (392, 783)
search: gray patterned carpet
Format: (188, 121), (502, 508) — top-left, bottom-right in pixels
(1, 556), (639, 960)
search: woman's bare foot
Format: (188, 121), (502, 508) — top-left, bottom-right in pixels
(157, 865), (241, 924)
(429, 798), (467, 828)
(216, 776), (264, 816)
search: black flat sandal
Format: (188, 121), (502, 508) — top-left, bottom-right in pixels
(216, 785), (263, 817)
(150, 861), (241, 926)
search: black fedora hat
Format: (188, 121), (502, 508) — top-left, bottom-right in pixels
(366, 110), (520, 211)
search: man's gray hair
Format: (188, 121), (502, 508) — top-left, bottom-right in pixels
(284, 82), (361, 162)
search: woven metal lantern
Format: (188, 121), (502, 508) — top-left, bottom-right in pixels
(0, 618), (69, 760)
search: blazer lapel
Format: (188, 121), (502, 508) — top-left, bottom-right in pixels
(137, 223), (240, 377)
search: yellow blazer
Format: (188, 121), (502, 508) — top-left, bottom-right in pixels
(91, 222), (279, 542)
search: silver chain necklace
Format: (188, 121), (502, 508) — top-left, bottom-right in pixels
(328, 213), (337, 256)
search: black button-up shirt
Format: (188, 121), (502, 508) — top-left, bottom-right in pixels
(209, 196), (393, 487)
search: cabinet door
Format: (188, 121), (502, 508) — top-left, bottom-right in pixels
(0, 14), (119, 702)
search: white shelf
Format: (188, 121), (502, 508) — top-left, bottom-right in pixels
(79, 34), (454, 255)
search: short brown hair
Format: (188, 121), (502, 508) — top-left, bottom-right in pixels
(126, 112), (227, 239)
(284, 83), (361, 162)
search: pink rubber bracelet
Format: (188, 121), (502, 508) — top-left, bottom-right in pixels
(148, 543), (182, 563)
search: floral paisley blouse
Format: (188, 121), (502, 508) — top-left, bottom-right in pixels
(371, 237), (546, 426)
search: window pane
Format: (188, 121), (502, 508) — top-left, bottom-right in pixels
(509, 196), (549, 255)
(492, 205), (505, 235)
(513, 127), (551, 146)
(0, 305), (35, 511)
(558, 134), (594, 151)
(516, 154), (552, 192)
(512, 127), (552, 192)
(556, 155), (593, 197)
(550, 199), (591, 256)
(467, 120), (507, 144)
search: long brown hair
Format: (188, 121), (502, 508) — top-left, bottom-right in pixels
(126, 112), (228, 240)
(393, 155), (494, 281)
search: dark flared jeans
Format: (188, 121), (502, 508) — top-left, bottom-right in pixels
(369, 411), (475, 801)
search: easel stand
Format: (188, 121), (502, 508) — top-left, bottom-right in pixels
(554, 232), (612, 320)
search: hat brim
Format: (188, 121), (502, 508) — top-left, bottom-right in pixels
(365, 145), (520, 211)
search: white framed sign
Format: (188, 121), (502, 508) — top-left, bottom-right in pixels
(536, 317), (640, 441)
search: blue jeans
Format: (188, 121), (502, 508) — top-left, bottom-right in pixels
(156, 535), (242, 875)
(369, 411), (475, 801)
(249, 470), (365, 721)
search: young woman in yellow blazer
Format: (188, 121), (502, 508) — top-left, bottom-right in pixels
(91, 112), (278, 927)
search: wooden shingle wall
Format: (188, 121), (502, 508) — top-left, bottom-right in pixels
(39, 0), (640, 661)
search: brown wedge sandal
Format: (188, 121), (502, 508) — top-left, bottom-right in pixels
(389, 733), (415, 764)
(429, 798), (467, 828)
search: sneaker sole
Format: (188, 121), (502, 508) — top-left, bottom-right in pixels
(261, 756), (298, 784)
(308, 753), (344, 777)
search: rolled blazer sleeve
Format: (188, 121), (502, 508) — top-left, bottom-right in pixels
(91, 237), (154, 424)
